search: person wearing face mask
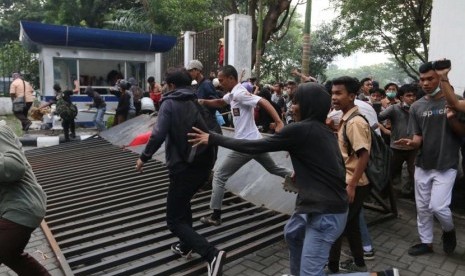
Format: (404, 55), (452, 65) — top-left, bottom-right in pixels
(381, 83), (400, 109)
(378, 84), (418, 198)
(395, 61), (465, 257)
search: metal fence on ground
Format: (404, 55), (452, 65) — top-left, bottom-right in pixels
(161, 26), (223, 77)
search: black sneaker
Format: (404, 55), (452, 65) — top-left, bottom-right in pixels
(442, 229), (456, 255)
(171, 242), (192, 259)
(341, 248), (375, 260)
(208, 250), (226, 276)
(200, 215), (222, 226)
(408, 243), (433, 256)
(339, 259), (367, 272)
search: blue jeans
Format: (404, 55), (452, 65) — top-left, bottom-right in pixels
(94, 107), (106, 131)
(284, 212), (348, 276)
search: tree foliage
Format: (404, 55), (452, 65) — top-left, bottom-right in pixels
(329, 0), (431, 80)
(43, 0), (136, 27)
(260, 20), (345, 83)
(0, 41), (39, 92)
(107, 0), (302, 65)
(325, 62), (414, 87)
(0, 0), (45, 45)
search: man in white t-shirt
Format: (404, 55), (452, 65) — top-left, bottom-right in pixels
(198, 65), (292, 226)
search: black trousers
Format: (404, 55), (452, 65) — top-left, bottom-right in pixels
(166, 165), (217, 262)
(14, 102), (32, 130)
(0, 218), (50, 276)
(390, 148), (417, 194)
(62, 119), (75, 141)
(329, 184), (371, 267)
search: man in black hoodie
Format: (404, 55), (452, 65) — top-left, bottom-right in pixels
(189, 82), (349, 276)
(135, 67), (226, 276)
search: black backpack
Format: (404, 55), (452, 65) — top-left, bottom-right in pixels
(185, 100), (222, 163)
(343, 112), (392, 193)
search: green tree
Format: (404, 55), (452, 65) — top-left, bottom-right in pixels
(325, 62), (414, 86)
(107, 0), (219, 35)
(0, 0), (46, 45)
(260, 20), (344, 83)
(43, 0), (136, 27)
(108, 0), (304, 66)
(0, 41), (39, 95)
(329, 0), (431, 80)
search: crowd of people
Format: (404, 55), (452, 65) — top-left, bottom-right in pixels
(5, 56), (465, 276)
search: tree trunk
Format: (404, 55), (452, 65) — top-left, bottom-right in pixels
(301, 0), (312, 75)
(254, 0), (264, 82)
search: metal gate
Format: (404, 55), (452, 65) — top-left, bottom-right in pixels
(162, 26), (223, 76)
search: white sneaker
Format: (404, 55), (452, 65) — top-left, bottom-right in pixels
(207, 250), (226, 276)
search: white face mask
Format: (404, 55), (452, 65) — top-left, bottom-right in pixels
(429, 85), (441, 97)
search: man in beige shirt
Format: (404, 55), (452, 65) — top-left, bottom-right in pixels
(10, 72), (34, 130)
(327, 76), (372, 274)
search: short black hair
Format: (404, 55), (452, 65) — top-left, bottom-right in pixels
(419, 62), (434, 73)
(53, 84), (61, 91)
(360, 77), (372, 85)
(257, 87), (272, 102)
(274, 82), (284, 88)
(331, 76), (360, 95)
(397, 84), (418, 98)
(384, 82), (399, 91)
(147, 76), (155, 83)
(370, 88), (385, 95)
(219, 65), (238, 81)
(164, 67), (192, 87)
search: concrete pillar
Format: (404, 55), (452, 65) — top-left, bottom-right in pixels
(429, 0), (465, 93)
(153, 53), (162, 83)
(183, 31), (196, 67)
(224, 14), (253, 80)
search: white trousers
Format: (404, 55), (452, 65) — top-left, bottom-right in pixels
(414, 166), (456, 244)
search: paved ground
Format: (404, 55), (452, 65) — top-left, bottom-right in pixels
(4, 198), (464, 276)
(215, 199), (465, 276)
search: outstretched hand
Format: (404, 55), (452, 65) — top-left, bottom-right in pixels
(394, 138), (413, 146)
(188, 127), (210, 147)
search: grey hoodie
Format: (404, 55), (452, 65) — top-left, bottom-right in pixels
(0, 124), (47, 228)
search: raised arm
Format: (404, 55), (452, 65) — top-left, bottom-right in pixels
(435, 60), (465, 112)
(198, 98), (227, 109)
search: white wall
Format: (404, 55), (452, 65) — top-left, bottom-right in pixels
(0, 98), (12, 115)
(224, 14), (253, 80)
(429, 0), (465, 94)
